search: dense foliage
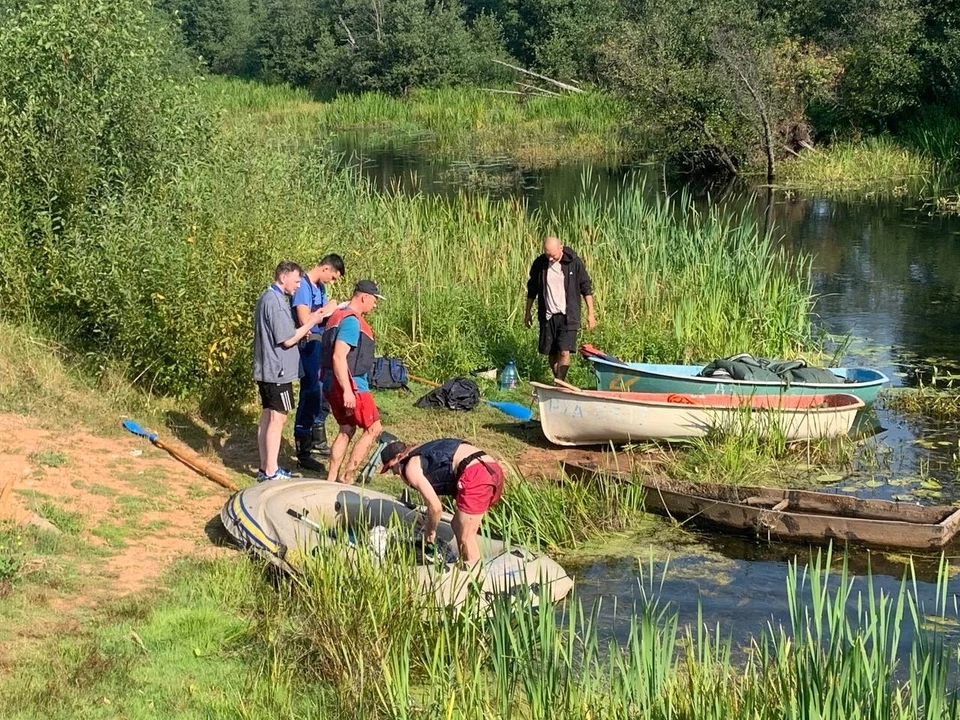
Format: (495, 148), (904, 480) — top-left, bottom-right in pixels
(160, 0), (960, 171)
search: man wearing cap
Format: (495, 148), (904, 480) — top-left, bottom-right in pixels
(380, 438), (505, 565)
(320, 280), (384, 484)
(291, 253), (346, 472)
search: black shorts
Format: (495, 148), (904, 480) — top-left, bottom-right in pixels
(258, 382), (294, 413)
(538, 314), (578, 355)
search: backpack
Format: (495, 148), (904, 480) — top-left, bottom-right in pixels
(367, 357), (409, 390)
(414, 378), (481, 411)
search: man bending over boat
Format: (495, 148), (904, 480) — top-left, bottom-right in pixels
(378, 438), (505, 565)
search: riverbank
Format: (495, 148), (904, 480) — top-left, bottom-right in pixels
(203, 77), (629, 169)
(2, 323), (956, 716)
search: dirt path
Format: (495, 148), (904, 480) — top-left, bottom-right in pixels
(0, 413), (235, 602)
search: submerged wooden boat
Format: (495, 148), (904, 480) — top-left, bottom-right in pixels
(563, 462), (960, 551)
(588, 357), (889, 405)
(221, 478), (574, 610)
(533, 382), (865, 446)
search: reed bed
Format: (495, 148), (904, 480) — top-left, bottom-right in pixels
(5, 100), (815, 410)
(778, 137), (935, 192)
(248, 541), (960, 719)
(200, 77), (626, 167)
(3, 73), (816, 410)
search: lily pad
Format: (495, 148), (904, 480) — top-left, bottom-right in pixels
(922, 614), (959, 630)
(920, 478), (943, 490)
(840, 486), (860, 493)
(816, 472), (845, 484)
(888, 477), (918, 487)
(863, 479), (885, 489)
(893, 494), (916, 502)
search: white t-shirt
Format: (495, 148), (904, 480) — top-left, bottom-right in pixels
(544, 260), (567, 318)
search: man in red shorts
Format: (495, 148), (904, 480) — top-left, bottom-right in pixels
(320, 280), (384, 484)
(378, 438), (505, 565)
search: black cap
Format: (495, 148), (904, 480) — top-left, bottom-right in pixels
(379, 441), (408, 473)
(354, 279), (385, 299)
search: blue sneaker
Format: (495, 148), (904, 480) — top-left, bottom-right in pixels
(257, 467), (293, 482)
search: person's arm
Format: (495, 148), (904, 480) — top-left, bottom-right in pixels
(523, 297), (535, 329)
(403, 458), (443, 543)
(267, 295), (320, 348)
(332, 340), (355, 407)
(579, 259), (596, 329)
(584, 295), (597, 329)
(294, 304), (312, 328)
(318, 300), (338, 320)
(281, 307), (327, 348)
(524, 259), (539, 328)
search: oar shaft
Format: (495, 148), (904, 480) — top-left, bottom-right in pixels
(152, 438), (240, 492)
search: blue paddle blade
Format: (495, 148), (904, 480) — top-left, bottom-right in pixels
(485, 400), (533, 422)
(122, 419), (158, 443)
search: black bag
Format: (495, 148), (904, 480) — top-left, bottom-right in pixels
(414, 378), (481, 411)
(368, 357), (409, 390)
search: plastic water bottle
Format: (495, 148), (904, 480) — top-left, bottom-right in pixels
(499, 360), (519, 391)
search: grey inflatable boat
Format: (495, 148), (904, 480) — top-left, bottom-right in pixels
(221, 478), (574, 610)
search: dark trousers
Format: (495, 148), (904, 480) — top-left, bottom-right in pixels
(294, 340), (329, 436)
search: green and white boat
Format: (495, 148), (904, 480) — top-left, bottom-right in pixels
(587, 357), (889, 405)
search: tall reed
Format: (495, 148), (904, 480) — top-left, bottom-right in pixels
(247, 541), (960, 719)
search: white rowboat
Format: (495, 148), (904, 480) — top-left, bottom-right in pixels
(533, 382), (865, 446)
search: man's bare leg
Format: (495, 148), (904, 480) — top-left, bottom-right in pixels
(263, 409), (287, 475)
(342, 421), (383, 482)
(452, 510), (485, 565)
(555, 350), (571, 381)
(327, 424), (356, 482)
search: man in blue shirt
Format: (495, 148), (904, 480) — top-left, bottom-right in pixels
(320, 280), (383, 484)
(291, 254), (345, 472)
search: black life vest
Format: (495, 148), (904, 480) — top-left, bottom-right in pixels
(401, 438), (464, 497)
(320, 307), (375, 380)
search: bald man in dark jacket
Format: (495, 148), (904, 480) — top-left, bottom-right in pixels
(523, 236), (596, 380)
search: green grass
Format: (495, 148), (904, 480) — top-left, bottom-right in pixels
(90, 521), (131, 549)
(29, 450), (68, 468)
(778, 136), (935, 192)
(6, 543), (957, 719)
(35, 503), (84, 535)
(202, 78), (628, 169)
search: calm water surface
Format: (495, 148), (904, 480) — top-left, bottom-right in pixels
(336, 137), (960, 647)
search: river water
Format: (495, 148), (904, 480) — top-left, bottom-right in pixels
(335, 137), (960, 650)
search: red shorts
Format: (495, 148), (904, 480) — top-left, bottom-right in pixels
(324, 383), (380, 429)
(456, 461), (504, 515)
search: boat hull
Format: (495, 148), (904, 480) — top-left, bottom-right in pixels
(564, 463), (960, 550)
(589, 359), (888, 405)
(220, 478), (574, 610)
(533, 383), (864, 446)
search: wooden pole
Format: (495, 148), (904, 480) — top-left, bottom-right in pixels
(491, 59), (583, 94)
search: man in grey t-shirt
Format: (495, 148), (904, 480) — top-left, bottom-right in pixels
(254, 261), (328, 481)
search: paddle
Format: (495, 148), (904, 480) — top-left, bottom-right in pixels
(552, 378), (582, 392)
(122, 419), (240, 492)
(407, 374), (534, 422)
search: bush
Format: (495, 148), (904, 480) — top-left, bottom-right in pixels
(0, 0), (210, 318)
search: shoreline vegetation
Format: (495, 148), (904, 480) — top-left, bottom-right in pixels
(3, 533), (960, 718)
(3, 1), (960, 717)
